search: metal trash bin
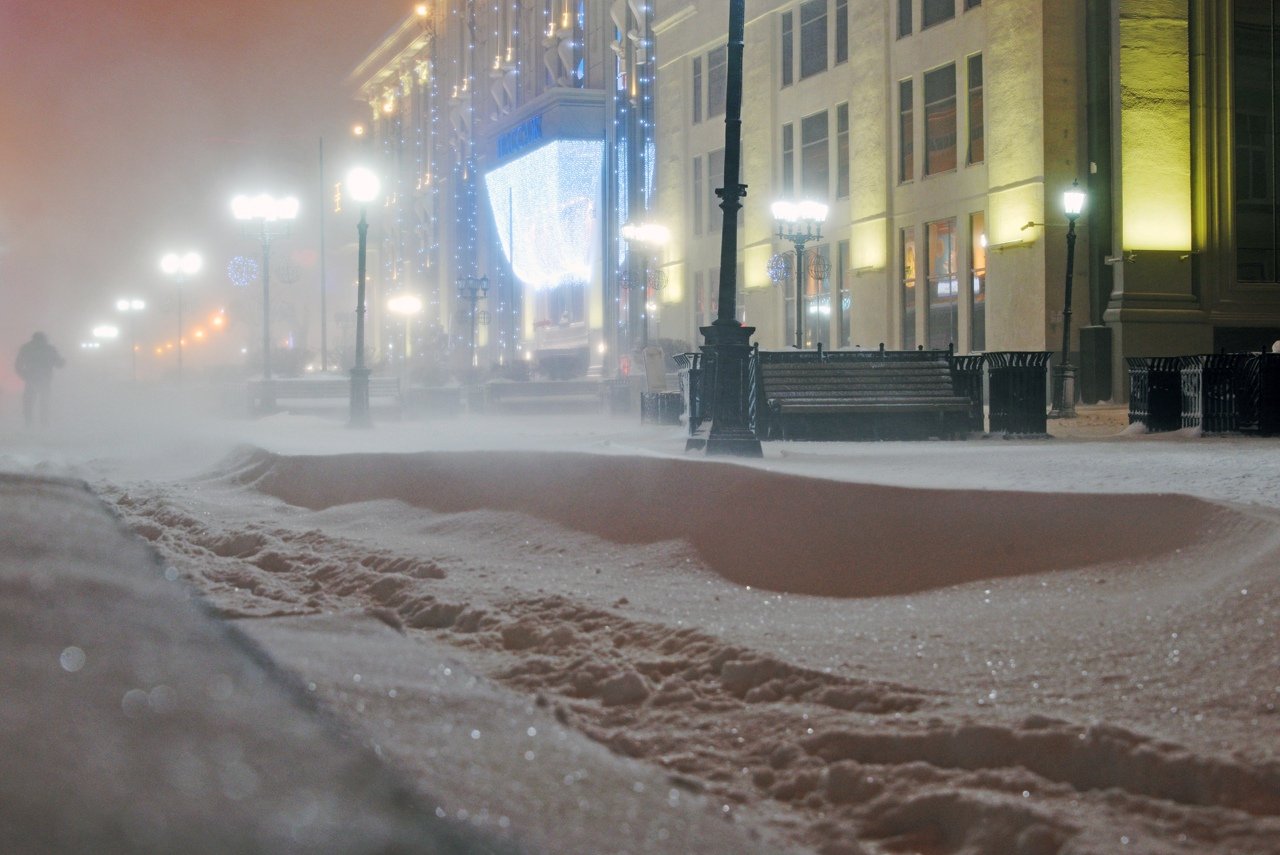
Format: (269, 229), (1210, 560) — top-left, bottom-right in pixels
(1180, 354), (1245, 432)
(1126, 357), (1181, 432)
(986, 351), (1051, 435)
(949, 353), (986, 432)
(674, 352), (706, 435)
(1236, 352), (1280, 434)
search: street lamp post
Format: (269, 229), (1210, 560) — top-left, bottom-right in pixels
(160, 251), (201, 383)
(345, 167), (382, 428)
(772, 200), (828, 350)
(697, 0), (761, 457)
(115, 298), (146, 383)
(1050, 180), (1086, 419)
(232, 192), (299, 414)
(456, 275), (489, 372)
(620, 222), (670, 351)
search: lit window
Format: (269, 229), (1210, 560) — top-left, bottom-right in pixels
(924, 64), (956, 175)
(901, 228), (917, 350)
(925, 218), (958, 350)
(967, 54), (984, 164)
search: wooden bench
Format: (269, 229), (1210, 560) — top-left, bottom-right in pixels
(753, 349), (973, 440)
(247, 376), (401, 413)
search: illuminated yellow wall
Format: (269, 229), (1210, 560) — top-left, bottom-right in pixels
(1119, 2), (1191, 251)
(743, 244), (773, 291)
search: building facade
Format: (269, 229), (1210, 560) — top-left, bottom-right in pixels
(349, 0), (660, 381)
(653, 0), (1280, 401)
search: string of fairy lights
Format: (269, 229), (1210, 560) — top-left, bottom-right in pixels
(362, 0), (655, 370)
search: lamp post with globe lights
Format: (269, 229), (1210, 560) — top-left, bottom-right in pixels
(1050, 181), (1086, 419)
(232, 192), (299, 413)
(160, 251), (201, 383)
(456, 275), (489, 372)
(772, 200), (828, 350)
(345, 166), (381, 427)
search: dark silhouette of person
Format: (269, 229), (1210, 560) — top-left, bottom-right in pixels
(14, 332), (64, 428)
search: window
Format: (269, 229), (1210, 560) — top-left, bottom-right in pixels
(836, 102), (850, 198)
(835, 0), (848, 64)
(837, 239), (851, 347)
(901, 228), (917, 349)
(922, 0), (954, 28)
(782, 123), (795, 196)
(924, 64), (957, 175)
(898, 79), (914, 183)
(967, 54), (984, 164)
(707, 46), (727, 118)
(898, 0), (912, 38)
(692, 156), (703, 236)
(925, 218), (958, 350)
(1235, 2), (1279, 281)
(965, 0), (982, 8)
(807, 244), (831, 347)
(692, 56), (702, 124)
(781, 11), (794, 88)
(801, 111), (829, 199)
(969, 212), (986, 351)
(708, 148), (725, 231)
(800, 0), (828, 79)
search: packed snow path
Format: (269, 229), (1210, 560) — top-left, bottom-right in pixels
(98, 439), (1280, 855)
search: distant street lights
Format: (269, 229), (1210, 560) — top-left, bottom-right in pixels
(232, 192), (299, 413)
(772, 200), (828, 350)
(160, 250), (201, 383)
(620, 222), (670, 350)
(456, 275), (489, 371)
(345, 166), (381, 428)
(1050, 181), (1087, 419)
(115, 298), (146, 382)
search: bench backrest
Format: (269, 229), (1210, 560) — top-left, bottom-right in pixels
(759, 359), (963, 401)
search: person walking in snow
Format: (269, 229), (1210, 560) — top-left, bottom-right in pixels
(14, 332), (64, 428)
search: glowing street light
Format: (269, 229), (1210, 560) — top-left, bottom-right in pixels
(346, 166), (381, 427)
(116, 298), (146, 382)
(160, 250), (201, 383)
(387, 293), (424, 384)
(772, 199), (828, 350)
(232, 192), (298, 413)
(1051, 180), (1087, 419)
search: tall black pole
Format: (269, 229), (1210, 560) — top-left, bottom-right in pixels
(177, 284), (183, 383)
(698, 0), (762, 457)
(1051, 216), (1080, 418)
(791, 240), (806, 349)
(258, 232), (275, 413)
(349, 207), (371, 427)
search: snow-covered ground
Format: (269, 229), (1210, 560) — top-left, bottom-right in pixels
(2, 378), (1279, 854)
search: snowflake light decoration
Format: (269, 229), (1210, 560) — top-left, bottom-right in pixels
(228, 255), (259, 287)
(766, 252), (792, 283)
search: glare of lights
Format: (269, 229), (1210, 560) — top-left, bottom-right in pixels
(353, 123), (366, 137)
(160, 251), (202, 277)
(92, 324), (119, 339)
(210, 314), (225, 328)
(771, 200), (829, 224)
(620, 222), (670, 246)
(116, 298), (145, 312)
(154, 347), (164, 355)
(346, 167), (382, 203)
(231, 193), (299, 222)
(484, 139), (604, 289)
(387, 293), (424, 315)
(415, 3), (429, 17)
(80, 341), (100, 350)
(194, 329), (205, 339)
(598, 342), (607, 354)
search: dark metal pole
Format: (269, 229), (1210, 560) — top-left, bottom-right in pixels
(349, 207), (371, 427)
(792, 239), (806, 349)
(698, 0), (762, 456)
(258, 231), (276, 413)
(1052, 217), (1079, 418)
(177, 283), (183, 383)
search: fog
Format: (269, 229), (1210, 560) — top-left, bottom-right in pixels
(0, 0), (408, 394)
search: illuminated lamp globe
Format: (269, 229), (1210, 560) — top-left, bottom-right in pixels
(347, 167), (381, 204)
(1063, 181), (1086, 220)
(161, 251), (202, 277)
